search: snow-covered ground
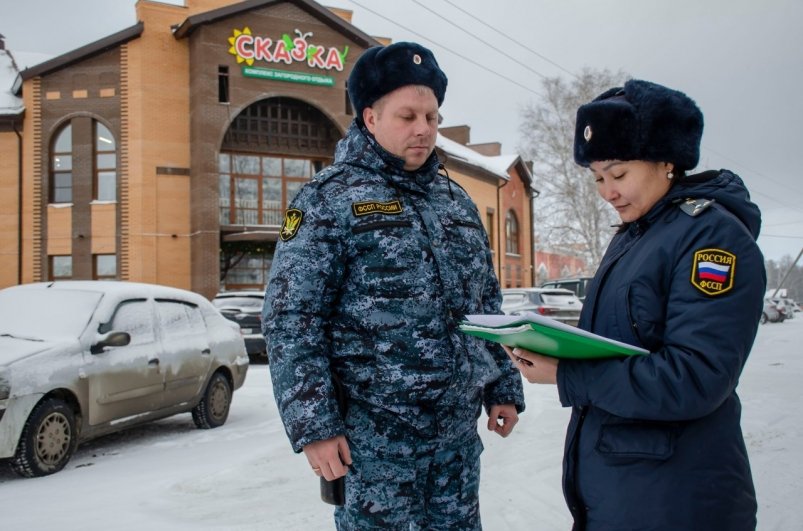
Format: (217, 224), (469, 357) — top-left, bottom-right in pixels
(1, 318), (801, 530)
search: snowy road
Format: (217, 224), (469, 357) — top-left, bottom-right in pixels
(1, 318), (801, 530)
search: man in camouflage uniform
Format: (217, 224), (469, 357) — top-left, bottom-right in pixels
(262, 41), (525, 530)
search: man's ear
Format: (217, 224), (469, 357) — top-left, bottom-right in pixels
(362, 106), (376, 134)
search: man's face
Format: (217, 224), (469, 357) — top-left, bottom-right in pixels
(363, 85), (440, 171)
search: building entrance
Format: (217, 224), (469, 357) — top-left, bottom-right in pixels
(218, 96), (341, 291)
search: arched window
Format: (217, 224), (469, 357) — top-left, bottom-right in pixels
(222, 97), (340, 157)
(50, 119), (117, 203)
(51, 123), (73, 203)
(505, 210), (520, 255)
(219, 98), (336, 228)
(95, 122), (117, 201)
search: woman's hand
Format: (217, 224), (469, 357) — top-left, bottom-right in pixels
(503, 345), (559, 384)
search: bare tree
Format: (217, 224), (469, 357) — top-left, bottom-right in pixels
(519, 68), (627, 268)
(766, 252), (803, 302)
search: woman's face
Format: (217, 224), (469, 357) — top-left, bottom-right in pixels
(589, 160), (674, 223)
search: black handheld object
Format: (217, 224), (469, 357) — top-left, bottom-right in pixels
(320, 375), (348, 506)
(320, 474), (345, 505)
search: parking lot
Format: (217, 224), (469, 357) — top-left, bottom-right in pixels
(2, 319), (801, 530)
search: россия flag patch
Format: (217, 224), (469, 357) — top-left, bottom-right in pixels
(691, 248), (736, 296)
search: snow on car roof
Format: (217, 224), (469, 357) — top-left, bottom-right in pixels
(8, 281), (208, 305)
(215, 291), (264, 298)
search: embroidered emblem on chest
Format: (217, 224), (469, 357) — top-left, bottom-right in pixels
(691, 248), (736, 296)
(280, 208), (304, 241)
(351, 200), (404, 217)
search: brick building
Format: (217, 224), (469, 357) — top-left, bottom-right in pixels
(0, 0), (535, 299)
(533, 250), (588, 286)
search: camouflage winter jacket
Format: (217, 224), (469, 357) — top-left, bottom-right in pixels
(263, 121), (524, 452)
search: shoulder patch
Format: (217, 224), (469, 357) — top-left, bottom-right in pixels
(351, 200), (404, 217)
(313, 164), (345, 184)
(691, 248), (736, 296)
(280, 208), (304, 241)
(679, 198), (715, 217)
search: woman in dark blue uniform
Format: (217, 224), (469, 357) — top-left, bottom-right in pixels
(508, 80), (764, 530)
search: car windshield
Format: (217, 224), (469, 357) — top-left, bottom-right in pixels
(0, 289), (103, 340)
(213, 296), (263, 309)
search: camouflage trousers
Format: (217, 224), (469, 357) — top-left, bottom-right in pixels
(333, 404), (484, 530)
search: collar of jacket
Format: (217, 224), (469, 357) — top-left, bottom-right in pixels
(618, 190), (685, 236)
(335, 121), (441, 195)
(617, 168), (761, 238)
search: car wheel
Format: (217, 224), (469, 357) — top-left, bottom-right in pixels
(11, 398), (77, 478)
(760, 313), (768, 324)
(192, 372), (232, 429)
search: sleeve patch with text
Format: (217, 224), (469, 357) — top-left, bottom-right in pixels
(691, 248), (736, 296)
(351, 200), (404, 217)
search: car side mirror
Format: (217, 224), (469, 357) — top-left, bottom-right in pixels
(91, 331), (131, 354)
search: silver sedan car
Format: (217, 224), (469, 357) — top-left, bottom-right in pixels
(0, 281), (249, 477)
(501, 287), (584, 326)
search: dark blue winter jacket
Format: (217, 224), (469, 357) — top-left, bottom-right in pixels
(557, 170), (764, 530)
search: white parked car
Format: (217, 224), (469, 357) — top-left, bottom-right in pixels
(778, 298), (796, 319)
(501, 287), (583, 326)
(212, 291), (268, 362)
(0, 281), (249, 477)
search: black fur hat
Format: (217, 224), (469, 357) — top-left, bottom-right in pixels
(348, 41), (448, 120)
(574, 79), (704, 170)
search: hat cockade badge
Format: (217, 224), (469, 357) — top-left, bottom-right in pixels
(583, 125), (593, 141)
(413, 54), (422, 65)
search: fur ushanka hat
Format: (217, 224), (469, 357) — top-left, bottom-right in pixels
(573, 79), (704, 171)
(348, 41), (448, 120)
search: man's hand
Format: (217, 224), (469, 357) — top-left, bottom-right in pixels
(487, 403), (519, 438)
(303, 435), (352, 481)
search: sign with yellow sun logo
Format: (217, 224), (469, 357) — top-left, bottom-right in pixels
(228, 28), (349, 71)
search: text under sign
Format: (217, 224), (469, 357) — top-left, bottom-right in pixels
(242, 66), (335, 87)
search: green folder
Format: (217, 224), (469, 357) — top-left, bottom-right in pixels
(459, 313), (649, 360)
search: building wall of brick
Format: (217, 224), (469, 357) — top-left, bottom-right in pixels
(4, 0), (537, 295)
(20, 78), (42, 284)
(499, 166), (533, 288)
(46, 206), (72, 256)
(91, 203), (117, 255)
(184, 2), (365, 297)
(534, 250), (587, 285)
(0, 130), (20, 286)
(126, 2), (193, 289)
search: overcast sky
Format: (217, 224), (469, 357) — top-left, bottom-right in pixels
(3, 0), (802, 263)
